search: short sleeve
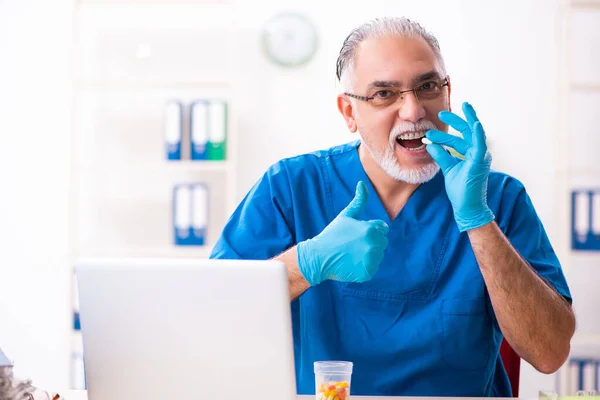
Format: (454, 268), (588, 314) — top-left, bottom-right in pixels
(500, 187), (572, 303)
(209, 162), (295, 260)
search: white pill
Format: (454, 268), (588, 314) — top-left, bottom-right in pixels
(421, 137), (432, 145)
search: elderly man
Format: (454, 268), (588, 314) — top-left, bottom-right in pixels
(210, 17), (575, 397)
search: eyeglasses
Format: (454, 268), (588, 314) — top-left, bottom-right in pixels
(344, 77), (449, 107)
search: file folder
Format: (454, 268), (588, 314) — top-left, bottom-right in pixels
(571, 189), (600, 250)
(190, 101), (209, 160)
(164, 101), (182, 160)
(173, 184), (194, 245)
(191, 183), (208, 245)
(207, 100), (227, 160)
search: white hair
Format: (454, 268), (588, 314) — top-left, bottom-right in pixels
(336, 17), (447, 92)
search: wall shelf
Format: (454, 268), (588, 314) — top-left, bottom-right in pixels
(75, 81), (233, 90)
(570, 83), (600, 92)
(554, 2), (600, 395)
(73, 245), (213, 259)
(74, 160), (234, 174)
(571, 0), (600, 9)
(78, 1), (232, 4)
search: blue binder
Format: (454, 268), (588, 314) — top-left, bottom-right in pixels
(191, 183), (208, 245)
(173, 184), (208, 246)
(190, 101), (209, 160)
(571, 189), (600, 251)
(173, 184), (194, 245)
(164, 100), (183, 160)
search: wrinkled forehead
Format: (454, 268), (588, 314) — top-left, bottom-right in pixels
(352, 35), (444, 89)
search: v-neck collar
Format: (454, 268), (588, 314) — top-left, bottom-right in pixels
(345, 141), (445, 226)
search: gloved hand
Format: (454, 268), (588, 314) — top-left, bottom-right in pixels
(296, 181), (389, 286)
(424, 102), (495, 232)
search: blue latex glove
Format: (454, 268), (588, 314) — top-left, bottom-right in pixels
(424, 102), (495, 232)
(297, 181), (389, 286)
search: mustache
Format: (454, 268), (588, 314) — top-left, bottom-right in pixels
(388, 120), (438, 148)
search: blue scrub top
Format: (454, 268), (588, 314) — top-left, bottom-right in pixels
(210, 140), (572, 397)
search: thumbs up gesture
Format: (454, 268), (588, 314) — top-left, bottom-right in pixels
(297, 181), (390, 286)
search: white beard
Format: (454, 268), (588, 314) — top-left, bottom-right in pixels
(361, 119), (441, 184)
(375, 147), (440, 184)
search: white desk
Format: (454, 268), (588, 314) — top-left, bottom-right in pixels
(61, 394), (399, 400)
(61, 393), (380, 400)
(61, 392), (515, 400)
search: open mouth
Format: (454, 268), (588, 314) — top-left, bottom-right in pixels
(395, 131), (427, 151)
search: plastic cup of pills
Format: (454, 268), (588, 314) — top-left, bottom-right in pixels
(314, 361), (353, 400)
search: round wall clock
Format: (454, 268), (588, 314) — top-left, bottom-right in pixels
(261, 11), (318, 67)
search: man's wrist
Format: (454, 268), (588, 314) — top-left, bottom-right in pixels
(296, 240), (320, 286)
(455, 206), (495, 232)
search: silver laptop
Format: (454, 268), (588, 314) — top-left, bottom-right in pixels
(75, 258), (297, 400)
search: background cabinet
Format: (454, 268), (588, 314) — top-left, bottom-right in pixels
(70, 1), (238, 388)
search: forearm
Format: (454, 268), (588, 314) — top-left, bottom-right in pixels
(274, 246), (311, 301)
(468, 222), (575, 374)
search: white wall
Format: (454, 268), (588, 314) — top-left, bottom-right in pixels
(0, 0), (72, 390)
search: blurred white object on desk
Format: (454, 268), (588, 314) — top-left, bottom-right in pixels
(0, 346), (11, 367)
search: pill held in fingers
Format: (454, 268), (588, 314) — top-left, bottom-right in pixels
(421, 138), (433, 145)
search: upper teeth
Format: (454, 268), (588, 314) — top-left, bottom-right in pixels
(397, 131), (426, 140)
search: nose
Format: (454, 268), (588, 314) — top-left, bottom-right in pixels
(398, 91), (426, 123)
